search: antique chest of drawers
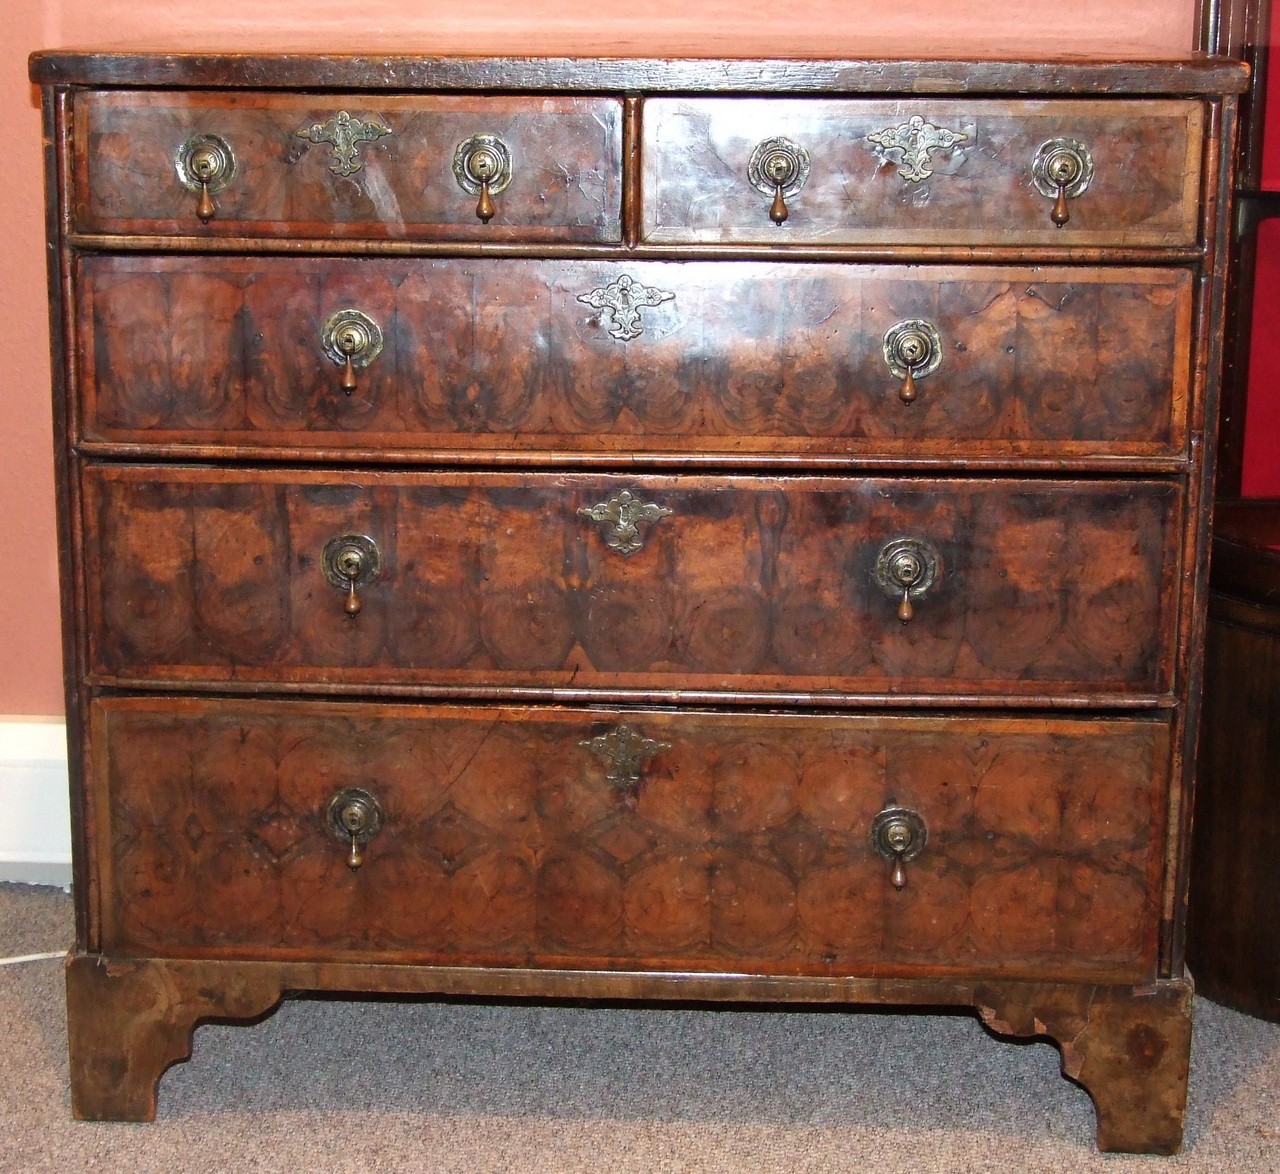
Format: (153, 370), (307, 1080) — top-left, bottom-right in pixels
(29, 49), (1246, 1153)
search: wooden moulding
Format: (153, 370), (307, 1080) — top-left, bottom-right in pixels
(64, 952), (1195, 1154)
(87, 698), (1171, 982)
(28, 53), (1251, 95)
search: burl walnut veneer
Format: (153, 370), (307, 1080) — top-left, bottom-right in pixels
(29, 49), (1246, 1153)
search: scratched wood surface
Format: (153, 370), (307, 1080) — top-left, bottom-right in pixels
(642, 98), (1204, 247)
(73, 90), (624, 240)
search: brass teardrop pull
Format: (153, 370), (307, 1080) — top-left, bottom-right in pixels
(1052, 183), (1071, 227)
(454, 134), (512, 224)
(196, 180), (215, 223)
(327, 788), (384, 872)
(748, 137), (810, 227)
(883, 320), (940, 406)
(476, 179), (495, 223)
(875, 537), (941, 625)
(321, 310), (383, 398)
(176, 134), (236, 226)
(769, 183), (789, 225)
(871, 806), (928, 892)
(340, 351), (358, 394)
(1033, 138), (1094, 230)
(899, 364), (918, 405)
(322, 534), (380, 618)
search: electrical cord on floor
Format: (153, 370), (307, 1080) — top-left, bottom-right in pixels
(0, 952), (65, 966)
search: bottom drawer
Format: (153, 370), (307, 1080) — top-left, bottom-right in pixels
(92, 698), (1169, 982)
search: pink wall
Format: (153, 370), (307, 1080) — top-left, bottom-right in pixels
(4, 0), (1201, 717)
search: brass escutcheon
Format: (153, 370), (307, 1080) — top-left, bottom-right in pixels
(326, 787), (384, 871)
(866, 115), (968, 183)
(295, 111), (392, 177)
(578, 274), (675, 342)
(580, 723), (671, 803)
(578, 489), (672, 556)
(871, 805), (928, 890)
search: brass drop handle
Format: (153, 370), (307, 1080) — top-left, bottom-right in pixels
(453, 134), (513, 223)
(175, 134), (236, 224)
(874, 537), (941, 623)
(766, 155), (795, 224)
(883, 320), (942, 405)
(748, 137), (811, 226)
(322, 533), (380, 616)
(327, 787), (384, 871)
(1032, 138), (1094, 228)
(871, 806), (928, 890)
(321, 310), (383, 396)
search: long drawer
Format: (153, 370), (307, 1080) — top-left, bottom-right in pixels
(642, 98), (1203, 247)
(76, 255), (1193, 464)
(72, 91), (624, 241)
(92, 696), (1168, 982)
(82, 467), (1181, 699)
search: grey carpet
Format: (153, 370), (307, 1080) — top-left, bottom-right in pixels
(2, 882), (1277, 1172)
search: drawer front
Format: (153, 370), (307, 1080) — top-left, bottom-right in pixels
(82, 468), (1180, 698)
(77, 255), (1192, 463)
(93, 697), (1167, 982)
(73, 91), (623, 241)
(643, 98), (1203, 247)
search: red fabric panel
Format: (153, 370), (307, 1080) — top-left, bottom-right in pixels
(1242, 217), (1280, 495)
(1262, 4), (1280, 190)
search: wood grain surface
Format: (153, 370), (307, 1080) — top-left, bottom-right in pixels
(642, 98), (1203, 247)
(73, 90), (623, 240)
(76, 255), (1192, 463)
(80, 468), (1182, 697)
(92, 697), (1169, 981)
(31, 50), (1241, 1153)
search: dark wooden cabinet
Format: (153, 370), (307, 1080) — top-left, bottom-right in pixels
(1189, 503), (1280, 1020)
(30, 49), (1246, 1153)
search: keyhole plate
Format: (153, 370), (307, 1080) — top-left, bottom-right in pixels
(1032, 138), (1094, 201)
(453, 134), (514, 197)
(174, 133), (237, 195)
(883, 320), (943, 382)
(871, 806), (928, 864)
(747, 136), (811, 198)
(321, 309), (383, 371)
(322, 534), (380, 592)
(874, 537), (940, 604)
(326, 787), (384, 845)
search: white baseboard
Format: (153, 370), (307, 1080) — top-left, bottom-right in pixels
(0, 718), (72, 890)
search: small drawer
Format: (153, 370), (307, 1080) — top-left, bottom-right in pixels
(77, 254), (1192, 465)
(93, 696), (1167, 982)
(72, 90), (623, 241)
(81, 467), (1180, 700)
(642, 98), (1203, 247)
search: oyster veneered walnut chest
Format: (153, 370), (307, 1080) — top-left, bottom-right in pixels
(29, 48), (1246, 1154)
